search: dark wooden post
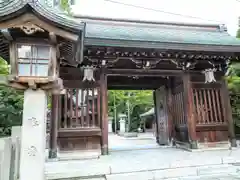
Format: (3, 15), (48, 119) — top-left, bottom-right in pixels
(221, 79), (237, 147)
(100, 69), (108, 155)
(182, 73), (197, 149)
(49, 94), (59, 158)
(153, 90), (160, 143)
(166, 79), (173, 144)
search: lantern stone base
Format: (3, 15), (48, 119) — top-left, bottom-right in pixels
(19, 89), (47, 180)
(48, 149), (58, 159)
(190, 140), (198, 149)
(230, 138), (237, 147)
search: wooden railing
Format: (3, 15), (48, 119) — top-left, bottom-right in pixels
(59, 88), (101, 129)
(192, 87), (225, 125)
(172, 91), (185, 126)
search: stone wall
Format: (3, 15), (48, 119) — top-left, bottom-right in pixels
(0, 126), (22, 180)
(0, 125), (51, 180)
(0, 137), (12, 180)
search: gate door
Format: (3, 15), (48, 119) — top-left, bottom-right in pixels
(155, 87), (169, 145)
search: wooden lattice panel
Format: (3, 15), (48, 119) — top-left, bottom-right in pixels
(59, 87), (101, 128)
(192, 87), (225, 125)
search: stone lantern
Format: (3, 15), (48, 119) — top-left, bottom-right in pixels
(118, 113), (127, 134)
(7, 38), (62, 91)
(0, 1), (83, 180)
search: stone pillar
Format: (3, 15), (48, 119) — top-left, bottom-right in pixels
(11, 126), (21, 180)
(108, 120), (113, 133)
(0, 137), (11, 180)
(19, 89), (47, 180)
(119, 118), (126, 133)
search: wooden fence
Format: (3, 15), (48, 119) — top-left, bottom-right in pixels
(193, 87), (225, 125)
(59, 88), (101, 129)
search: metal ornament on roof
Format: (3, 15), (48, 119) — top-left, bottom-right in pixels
(202, 68), (216, 83)
(82, 66), (95, 82)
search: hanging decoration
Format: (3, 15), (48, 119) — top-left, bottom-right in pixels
(202, 68), (216, 83)
(82, 66), (95, 82)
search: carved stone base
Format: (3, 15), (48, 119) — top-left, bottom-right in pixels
(101, 145), (108, 155)
(190, 140), (198, 149)
(230, 138), (237, 147)
(48, 149), (58, 159)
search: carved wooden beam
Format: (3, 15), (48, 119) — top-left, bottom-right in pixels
(0, 13), (78, 41)
(12, 22), (44, 35)
(49, 32), (57, 44)
(84, 47), (234, 62)
(107, 68), (202, 77)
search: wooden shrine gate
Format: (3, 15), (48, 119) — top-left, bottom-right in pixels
(192, 82), (229, 143)
(0, 0), (239, 160)
(169, 77), (231, 148)
(152, 75), (231, 149)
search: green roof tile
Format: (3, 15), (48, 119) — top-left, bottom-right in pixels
(85, 22), (240, 46)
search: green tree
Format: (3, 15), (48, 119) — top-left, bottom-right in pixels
(60, 0), (71, 14)
(226, 29), (240, 128)
(0, 57), (23, 136)
(108, 90), (153, 131)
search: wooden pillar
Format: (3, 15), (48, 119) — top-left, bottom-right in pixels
(49, 94), (59, 158)
(166, 79), (174, 143)
(182, 73), (197, 149)
(153, 90), (160, 143)
(221, 79), (237, 147)
(100, 69), (108, 155)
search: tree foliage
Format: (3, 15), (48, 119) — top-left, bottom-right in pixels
(227, 63), (240, 127)
(0, 57), (23, 136)
(60, 0), (71, 14)
(108, 90), (154, 131)
(226, 30), (240, 128)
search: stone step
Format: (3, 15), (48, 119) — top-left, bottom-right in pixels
(48, 172), (240, 180)
(53, 178), (105, 180)
(105, 164), (240, 180)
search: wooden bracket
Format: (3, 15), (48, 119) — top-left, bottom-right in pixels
(49, 32), (57, 45)
(1, 29), (13, 41)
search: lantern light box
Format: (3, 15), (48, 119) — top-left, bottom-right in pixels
(17, 44), (50, 77)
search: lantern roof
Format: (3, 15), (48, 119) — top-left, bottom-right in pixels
(0, 0), (83, 32)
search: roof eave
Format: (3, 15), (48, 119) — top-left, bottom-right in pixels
(84, 38), (240, 53)
(74, 15), (221, 29)
(0, 1), (83, 33)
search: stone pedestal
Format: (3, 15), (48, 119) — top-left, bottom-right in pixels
(0, 137), (11, 180)
(108, 120), (113, 133)
(119, 119), (126, 133)
(19, 89), (47, 180)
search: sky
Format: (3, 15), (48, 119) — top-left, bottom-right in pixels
(71, 0), (240, 36)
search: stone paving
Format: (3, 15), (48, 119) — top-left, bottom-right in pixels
(45, 148), (240, 180)
(108, 133), (160, 151)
